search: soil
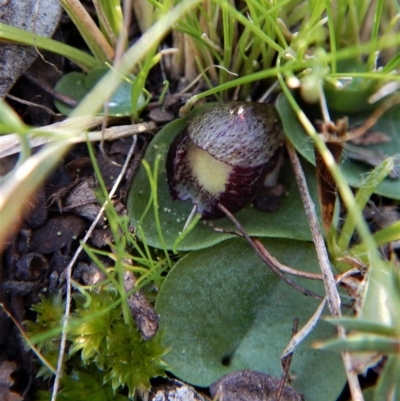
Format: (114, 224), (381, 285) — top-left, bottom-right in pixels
(0, 8), (187, 399)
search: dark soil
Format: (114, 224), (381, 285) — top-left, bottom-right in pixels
(0, 7), (185, 399)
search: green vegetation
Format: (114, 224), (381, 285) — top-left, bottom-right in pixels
(26, 290), (167, 399)
(1, 0), (400, 400)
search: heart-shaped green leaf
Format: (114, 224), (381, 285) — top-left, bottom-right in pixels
(127, 115), (321, 251)
(155, 237), (346, 400)
(277, 94), (400, 200)
(54, 66), (145, 116)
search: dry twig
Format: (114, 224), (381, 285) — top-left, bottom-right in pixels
(286, 140), (364, 401)
(50, 135), (137, 401)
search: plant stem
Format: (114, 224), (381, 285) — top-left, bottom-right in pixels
(70, 0), (203, 118)
(58, 0), (115, 62)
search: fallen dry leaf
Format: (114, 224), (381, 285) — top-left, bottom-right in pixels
(0, 0), (61, 97)
(0, 361), (23, 401)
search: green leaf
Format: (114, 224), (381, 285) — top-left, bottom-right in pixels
(99, 0), (124, 39)
(54, 67), (145, 116)
(324, 317), (397, 336)
(374, 355), (400, 401)
(0, 99), (29, 133)
(323, 59), (379, 113)
(277, 94), (400, 201)
(318, 334), (400, 353)
(155, 238), (346, 400)
(362, 387), (375, 401)
(0, 22), (98, 70)
(127, 115), (321, 251)
(359, 261), (400, 334)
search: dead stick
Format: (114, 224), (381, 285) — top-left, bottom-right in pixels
(286, 140), (363, 401)
(286, 141), (340, 314)
(123, 270), (159, 340)
(212, 225), (323, 280)
(275, 318), (299, 401)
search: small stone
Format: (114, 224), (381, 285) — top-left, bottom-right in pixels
(209, 370), (303, 401)
(149, 108), (175, 124)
